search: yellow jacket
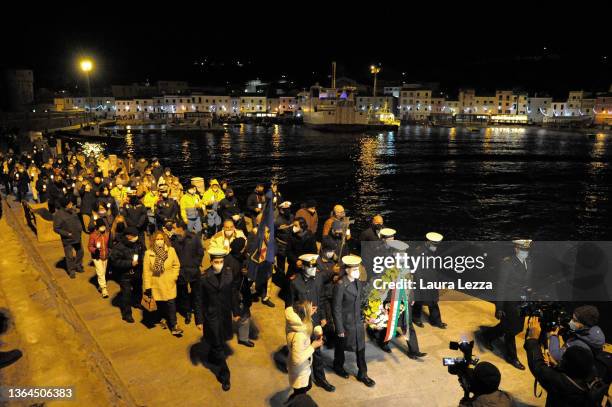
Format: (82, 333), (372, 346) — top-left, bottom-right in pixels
(143, 192), (159, 210)
(180, 192), (202, 222)
(142, 246), (180, 301)
(209, 229), (247, 254)
(202, 188), (225, 206)
(110, 186), (127, 203)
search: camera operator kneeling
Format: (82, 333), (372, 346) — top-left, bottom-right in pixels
(547, 305), (605, 365)
(458, 362), (516, 407)
(525, 318), (608, 407)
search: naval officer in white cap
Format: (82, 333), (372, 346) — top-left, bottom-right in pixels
(412, 232), (448, 329)
(476, 239), (533, 371)
(332, 255), (376, 387)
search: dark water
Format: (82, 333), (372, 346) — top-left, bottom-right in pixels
(99, 125), (612, 241)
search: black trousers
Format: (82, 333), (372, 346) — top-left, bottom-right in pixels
(312, 347), (327, 383)
(406, 322), (421, 353)
(155, 299), (178, 329)
(119, 275), (135, 318)
(412, 301), (442, 325)
(333, 337), (367, 377)
(209, 343), (230, 384)
(481, 323), (518, 361)
(177, 277), (203, 325)
(62, 241), (84, 274)
(288, 378), (312, 402)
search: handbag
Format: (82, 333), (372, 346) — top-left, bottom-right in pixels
(141, 294), (157, 312)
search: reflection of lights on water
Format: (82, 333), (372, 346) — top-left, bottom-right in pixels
(125, 133), (134, 149)
(181, 139), (191, 162)
(81, 142), (104, 156)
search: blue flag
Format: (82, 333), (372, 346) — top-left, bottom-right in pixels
(247, 189), (276, 280)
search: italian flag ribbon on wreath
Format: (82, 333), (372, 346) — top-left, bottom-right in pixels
(383, 275), (410, 343)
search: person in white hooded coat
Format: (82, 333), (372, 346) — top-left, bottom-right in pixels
(285, 301), (323, 401)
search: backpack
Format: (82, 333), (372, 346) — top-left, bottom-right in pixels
(564, 374), (608, 407)
(574, 338), (612, 384)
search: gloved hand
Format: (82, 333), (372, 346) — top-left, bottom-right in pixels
(144, 288), (152, 298)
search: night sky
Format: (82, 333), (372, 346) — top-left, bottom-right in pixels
(4, 8), (611, 97)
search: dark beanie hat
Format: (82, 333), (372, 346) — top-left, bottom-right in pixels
(305, 199), (317, 208)
(95, 218), (105, 228)
(471, 362), (501, 394)
(124, 227), (139, 237)
(574, 305), (599, 327)
(562, 346), (594, 379)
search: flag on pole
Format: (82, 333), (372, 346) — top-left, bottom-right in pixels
(247, 189), (276, 280)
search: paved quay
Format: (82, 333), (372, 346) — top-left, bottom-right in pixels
(2, 196), (544, 407)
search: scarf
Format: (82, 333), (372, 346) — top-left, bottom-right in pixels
(152, 245), (168, 277)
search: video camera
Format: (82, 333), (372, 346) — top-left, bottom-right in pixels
(519, 301), (571, 333)
(443, 340), (479, 401)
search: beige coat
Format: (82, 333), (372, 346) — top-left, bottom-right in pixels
(209, 229), (247, 254)
(142, 246), (181, 301)
(285, 307), (314, 389)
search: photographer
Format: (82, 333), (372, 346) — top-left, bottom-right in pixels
(458, 362), (515, 407)
(548, 305), (605, 365)
(524, 317), (607, 406)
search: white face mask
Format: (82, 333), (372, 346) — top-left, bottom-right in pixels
(305, 266), (316, 277)
(569, 320), (580, 331)
(98, 227), (106, 233)
(349, 268), (360, 280)
(155, 240), (165, 248)
(292, 226), (300, 233)
(162, 193), (169, 198)
(232, 215), (240, 222)
(516, 249), (529, 262)
(212, 263), (223, 274)
(324, 251), (334, 259)
(224, 230), (234, 238)
(427, 243), (437, 252)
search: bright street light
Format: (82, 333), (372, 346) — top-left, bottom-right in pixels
(80, 59), (93, 72)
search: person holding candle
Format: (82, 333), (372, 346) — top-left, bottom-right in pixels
(88, 218), (110, 298)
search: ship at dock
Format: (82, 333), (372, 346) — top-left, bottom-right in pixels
(302, 62), (399, 132)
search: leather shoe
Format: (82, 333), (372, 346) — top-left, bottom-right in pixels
(413, 320), (424, 328)
(407, 351), (427, 359)
(261, 298), (275, 308)
(222, 381), (231, 391)
(333, 367), (349, 379)
(0, 350), (23, 369)
(314, 379), (335, 392)
(122, 315), (135, 323)
(507, 359), (525, 370)
(380, 343), (392, 353)
(357, 375), (376, 387)
(433, 322), (448, 329)
(238, 340), (255, 348)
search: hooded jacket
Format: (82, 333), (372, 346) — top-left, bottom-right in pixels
(285, 306), (315, 389)
(549, 325), (606, 363)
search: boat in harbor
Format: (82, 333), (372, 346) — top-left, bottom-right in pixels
(56, 123), (125, 141)
(302, 63), (400, 132)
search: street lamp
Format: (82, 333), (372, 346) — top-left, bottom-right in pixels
(80, 59), (93, 120)
(370, 65), (381, 97)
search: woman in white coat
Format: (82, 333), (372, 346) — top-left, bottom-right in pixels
(143, 231), (182, 336)
(285, 300), (323, 401)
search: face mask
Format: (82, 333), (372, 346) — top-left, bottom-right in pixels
(427, 243), (437, 252)
(305, 266), (316, 277)
(162, 193), (169, 198)
(569, 320), (579, 331)
(128, 237), (138, 243)
(231, 215), (240, 222)
(325, 251), (334, 259)
(98, 227), (106, 233)
(292, 226), (300, 233)
(155, 240), (165, 248)
(212, 263), (223, 274)
(516, 249), (529, 262)
(224, 230), (234, 238)
(349, 268), (360, 279)
(99, 209), (106, 215)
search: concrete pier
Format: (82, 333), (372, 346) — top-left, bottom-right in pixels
(1, 196), (545, 407)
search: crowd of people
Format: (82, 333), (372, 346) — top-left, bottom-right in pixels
(1, 137), (611, 406)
